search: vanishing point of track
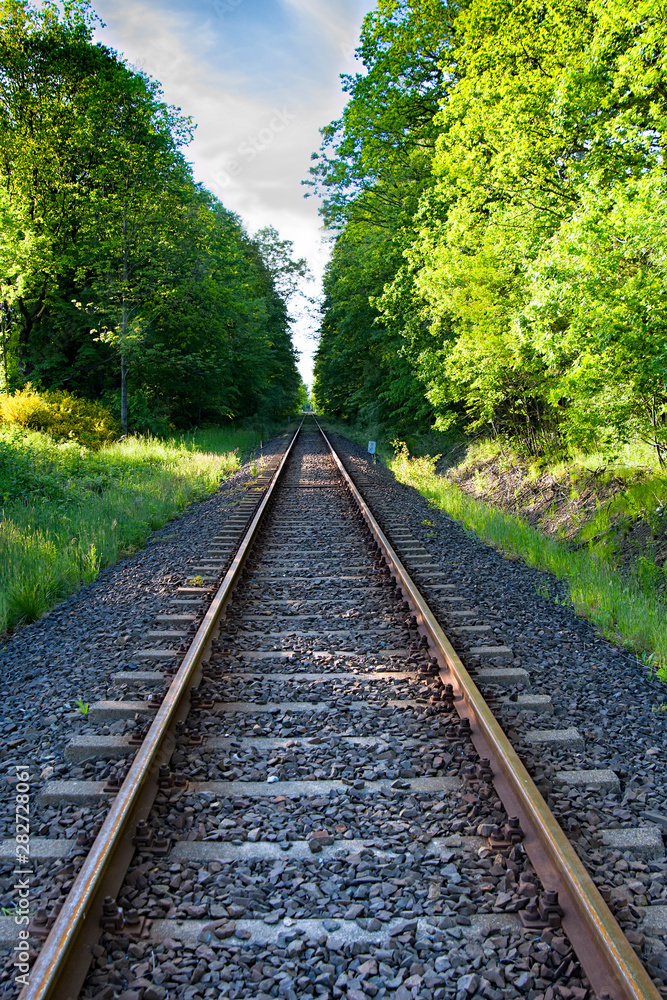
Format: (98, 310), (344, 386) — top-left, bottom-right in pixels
(14, 419), (661, 1000)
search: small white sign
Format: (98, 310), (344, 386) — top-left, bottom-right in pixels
(367, 440), (376, 455)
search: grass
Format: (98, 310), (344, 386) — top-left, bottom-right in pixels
(450, 435), (666, 493)
(388, 446), (667, 678)
(0, 421), (279, 633)
(167, 424), (280, 457)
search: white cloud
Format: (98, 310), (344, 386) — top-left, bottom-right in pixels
(93, 0), (375, 385)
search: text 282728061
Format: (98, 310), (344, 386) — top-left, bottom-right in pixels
(13, 766), (31, 988)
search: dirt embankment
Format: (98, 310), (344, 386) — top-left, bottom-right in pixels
(437, 446), (667, 570)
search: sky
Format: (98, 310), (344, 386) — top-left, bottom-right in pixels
(91, 0), (377, 387)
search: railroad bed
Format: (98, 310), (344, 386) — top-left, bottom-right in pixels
(1, 421), (667, 1000)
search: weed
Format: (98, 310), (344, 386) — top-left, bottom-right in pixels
(189, 575), (205, 586)
(638, 651), (667, 681)
(535, 581), (570, 607)
(75, 699), (89, 715)
(249, 455), (267, 477)
(634, 557), (665, 597)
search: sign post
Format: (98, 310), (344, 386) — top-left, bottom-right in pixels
(368, 440), (376, 465)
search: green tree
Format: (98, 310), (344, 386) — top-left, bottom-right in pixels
(311, 0), (455, 433)
(525, 173), (667, 461)
(85, 71), (193, 432)
(0, 0), (95, 375)
(0, 0), (305, 431)
(376, 0), (667, 455)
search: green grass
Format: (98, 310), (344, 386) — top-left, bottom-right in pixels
(0, 423), (274, 633)
(389, 446), (667, 678)
(167, 423), (284, 457)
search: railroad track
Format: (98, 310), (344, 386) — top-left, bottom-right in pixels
(2, 419), (663, 1000)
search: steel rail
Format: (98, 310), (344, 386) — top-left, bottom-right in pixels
(318, 420), (660, 1000)
(21, 422), (303, 1000)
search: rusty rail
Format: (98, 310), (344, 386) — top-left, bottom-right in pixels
(319, 420), (660, 1000)
(20, 423), (303, 1000)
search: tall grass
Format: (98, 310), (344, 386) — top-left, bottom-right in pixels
(389, 447), (667, 675)
(0, 427), (264, 633)
(168, 421), (289, 457)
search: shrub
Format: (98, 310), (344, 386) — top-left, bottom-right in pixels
(0, 386), (119, 449)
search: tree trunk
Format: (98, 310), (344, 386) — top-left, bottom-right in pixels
(1, 300), (9, 389)
(120, 349), (128, 434)
(16, 283), (48, 377)
(121, 212), (129, 435)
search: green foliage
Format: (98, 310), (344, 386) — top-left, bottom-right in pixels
(296, 379), (309, 412)
(0, 385), (119, 448)
(0, 424), (260, 632)
(314, 0), (667, 465)
(0, 1), (303, 427)
(169, 421), (289, 458)
(311, 1), (453, 434)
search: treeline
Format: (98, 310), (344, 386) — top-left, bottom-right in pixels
(312, 0), (667, 460)
(0, 1), (305, 433)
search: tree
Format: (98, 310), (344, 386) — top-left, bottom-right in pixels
(525, 173), (667, 461)
(252, 226), (310, 302)
(330, 0), (667, 458)
(311, 1), (455, 434)
(0, 0), (304, 430)
(85, 70), (193, 432)
(0, 0), (124, 377)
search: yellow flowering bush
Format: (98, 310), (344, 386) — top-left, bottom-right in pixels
(0, 386), (119, 450)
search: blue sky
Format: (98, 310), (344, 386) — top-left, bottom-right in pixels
(92, 0), (377, 385)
